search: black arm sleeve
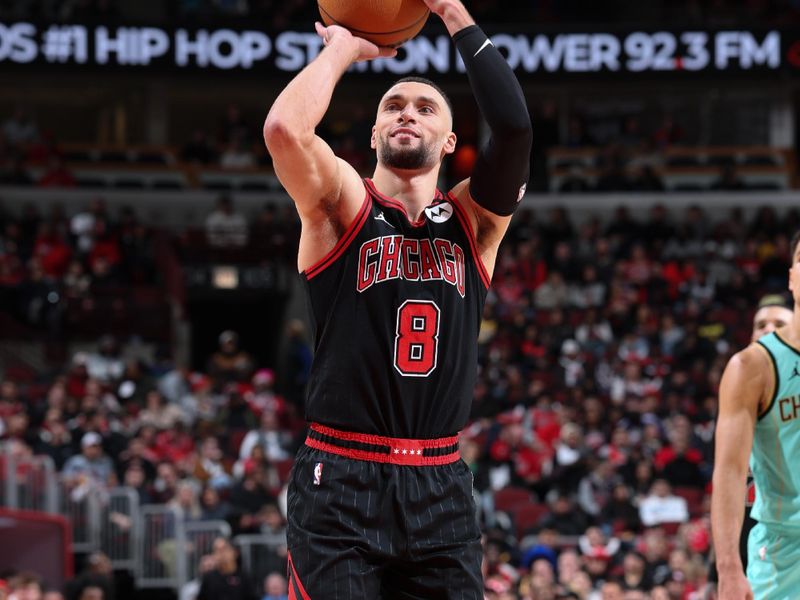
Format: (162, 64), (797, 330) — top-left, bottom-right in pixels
(454, 25), (532, 216)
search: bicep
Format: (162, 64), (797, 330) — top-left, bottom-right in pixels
(715, 351), (766, 471)
(450, 179), (512, 277)
(266, 127), (362, 222)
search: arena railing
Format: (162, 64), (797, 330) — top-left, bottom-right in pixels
(100, 487), (141, 571)
(0, 446), (59, 515)
(136, 504), (187, 589)
(0, 445), (280, 592)
(58, 477), (104, 553)
(185, 520), (232, 583)
(135, 505), (235, 591)
(233, 532), (287, 584)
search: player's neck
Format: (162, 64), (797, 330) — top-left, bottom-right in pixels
(789, 303), (800, 343)
(778, 304), (800, 346)
(371, 164), (441, 221)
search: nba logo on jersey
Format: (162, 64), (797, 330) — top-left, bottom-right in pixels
(313, 462), (323, 486)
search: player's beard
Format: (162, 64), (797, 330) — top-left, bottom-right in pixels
(378, 135), (436, 170)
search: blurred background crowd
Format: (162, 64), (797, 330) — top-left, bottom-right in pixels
(2, 190), (798, 599)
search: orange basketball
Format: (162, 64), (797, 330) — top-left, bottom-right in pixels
(318, 0), (430, 47)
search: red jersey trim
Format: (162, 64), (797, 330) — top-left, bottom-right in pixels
(364, 178), (427, 228)
(304, 189), (371, 281)
(306, 423), (461, 466)
(447, 192), (491, 289)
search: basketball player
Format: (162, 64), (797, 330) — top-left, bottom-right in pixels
(706, 295), (793, 596)
(712, 231), (800, 600)
(263, 0), (532, 597)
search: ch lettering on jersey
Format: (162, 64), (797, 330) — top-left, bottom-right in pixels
(779, 394), (800, 422)
(357, 235), (466, 297)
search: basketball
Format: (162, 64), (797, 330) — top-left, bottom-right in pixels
(318, 0), (430, 47)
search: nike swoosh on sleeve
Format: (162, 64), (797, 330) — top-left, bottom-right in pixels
(473, 39), (494, 57)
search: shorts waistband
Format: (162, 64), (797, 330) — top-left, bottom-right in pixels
(304, 423), (461, 466)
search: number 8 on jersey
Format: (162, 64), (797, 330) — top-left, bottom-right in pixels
(394, 300), (441, 377)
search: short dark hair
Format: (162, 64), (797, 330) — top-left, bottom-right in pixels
(390, 76), (453, 118)
(757, 294), (791, 310)
(791, 229), (800, 259)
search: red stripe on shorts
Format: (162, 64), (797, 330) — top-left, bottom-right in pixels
(288, 552), (311, 600)
(305, 422), (461, 466)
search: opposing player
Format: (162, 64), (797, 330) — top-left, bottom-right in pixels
(712, 232), (800, 600)
(707, 294), (793, 596)
(263, 0), (532, 597)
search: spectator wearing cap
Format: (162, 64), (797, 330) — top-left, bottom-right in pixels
(208, 331), (254, 386)
(579, 526), (621, 564)
(244, 369), (287, 422)
(62, 432), (115, 489)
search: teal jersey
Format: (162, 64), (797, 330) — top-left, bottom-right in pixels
(751, 332), (800, 531)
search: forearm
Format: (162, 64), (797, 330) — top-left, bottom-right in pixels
(264, 38), (358, 144)
(452, 22), (532, 215)
(711, 466), (748, 573)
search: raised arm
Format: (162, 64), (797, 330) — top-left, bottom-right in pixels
(711, 344), (771, 600)
(263, 24), (394, 269)
(424, 0), (532, 274)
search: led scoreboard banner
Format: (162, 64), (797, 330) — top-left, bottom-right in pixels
(0, 22), (796, 77)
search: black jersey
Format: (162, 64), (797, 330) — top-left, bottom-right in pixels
(301, 178), (490, 439)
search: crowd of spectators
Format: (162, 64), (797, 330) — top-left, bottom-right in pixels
(2, 0), (799, 26)
(2, 198), (800, 599)
(0, 196), (158, 338)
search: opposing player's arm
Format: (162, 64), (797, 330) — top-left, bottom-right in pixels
(263, 25), (394, 265)
(424, 0), (532, 275)
(711, 344), (772, 579)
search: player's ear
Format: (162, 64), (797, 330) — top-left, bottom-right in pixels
(442, 131), (456, 156)
(370, 126), (377, 150)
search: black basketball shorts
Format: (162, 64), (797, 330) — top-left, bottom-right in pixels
(286, 423), (483, 600)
